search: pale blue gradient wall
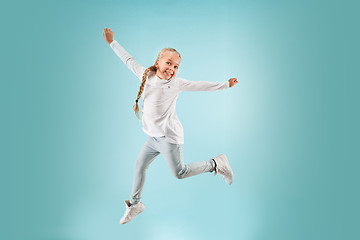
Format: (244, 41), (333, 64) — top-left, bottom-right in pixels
(2, 0), (359, 239)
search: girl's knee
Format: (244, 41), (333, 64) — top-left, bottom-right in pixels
(174, 172), (185, 179)
(134, 162), (149, 175)
(173, 168), (187, 179)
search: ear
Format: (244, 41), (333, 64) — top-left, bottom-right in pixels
(155, 61), (158, 68)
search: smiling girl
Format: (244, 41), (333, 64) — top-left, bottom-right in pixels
(103, 28), (238, 224)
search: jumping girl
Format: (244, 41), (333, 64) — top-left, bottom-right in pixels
(103, 28), (238, 224)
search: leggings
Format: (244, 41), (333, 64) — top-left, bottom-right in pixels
(130, 136), (216, 205)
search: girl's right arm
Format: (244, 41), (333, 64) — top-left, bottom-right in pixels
(103, 28), (146, 80)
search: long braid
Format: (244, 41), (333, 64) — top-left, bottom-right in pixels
(133, 65), (157, 120)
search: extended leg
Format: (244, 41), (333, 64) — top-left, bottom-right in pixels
(130, 141), (159, 205)
(160, 141), (215, 179)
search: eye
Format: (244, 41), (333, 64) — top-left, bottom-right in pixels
(174, 66), (178, 69)
(166, 62), (171, 65)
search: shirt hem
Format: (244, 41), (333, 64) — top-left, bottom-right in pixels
(142, 129), (184, 145)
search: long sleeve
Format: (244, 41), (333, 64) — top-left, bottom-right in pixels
(177, 77), (229, 92)
(110, 40), (146, 80)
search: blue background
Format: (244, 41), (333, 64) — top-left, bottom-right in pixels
(2, 0), (359, 239)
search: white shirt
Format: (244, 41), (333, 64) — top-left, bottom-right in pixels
(110, 40), (229, 144)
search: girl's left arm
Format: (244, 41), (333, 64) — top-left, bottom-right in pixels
(178, 78), (238, 92)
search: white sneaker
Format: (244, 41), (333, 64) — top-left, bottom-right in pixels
(213, 154), (234, 185)
(119, 200), (145, 224)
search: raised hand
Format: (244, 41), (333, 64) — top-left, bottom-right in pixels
(103, 28), (113, 45)
(228, 78), (238, 88)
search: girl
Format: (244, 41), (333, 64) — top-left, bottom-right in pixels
(103, 28), (238, 224)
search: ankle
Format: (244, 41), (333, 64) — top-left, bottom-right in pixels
(212, 159), (217, 168)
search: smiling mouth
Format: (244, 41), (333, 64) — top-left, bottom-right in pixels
(165, 71), (173, 78)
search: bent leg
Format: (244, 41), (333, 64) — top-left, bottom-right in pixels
(130, 140), (159, 205)
(161, 142), (215, 179)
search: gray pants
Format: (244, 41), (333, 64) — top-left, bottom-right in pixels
(130, 136), (216, 205)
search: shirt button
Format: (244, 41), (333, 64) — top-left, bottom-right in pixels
(168, 86), (170, 88)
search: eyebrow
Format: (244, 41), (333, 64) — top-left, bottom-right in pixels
(167, 59), (180, 66)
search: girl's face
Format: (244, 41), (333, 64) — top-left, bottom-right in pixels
(155, 51), (181, 80)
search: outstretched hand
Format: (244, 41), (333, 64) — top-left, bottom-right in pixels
(228, 78), (238, 88)
(103, 28), (113, 45)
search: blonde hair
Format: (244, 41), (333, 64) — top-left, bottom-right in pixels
(133, 48), (181, 120)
